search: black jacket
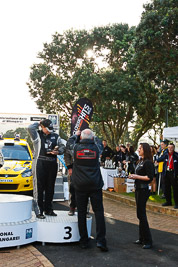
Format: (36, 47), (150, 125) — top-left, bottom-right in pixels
(157, 151), (178, 178)
(69, 137), (104, 191)
(101, 145), (114, 162)
(135, 160), (154, 187)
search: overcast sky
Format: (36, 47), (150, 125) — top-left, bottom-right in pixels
(0, 0), (150, 115)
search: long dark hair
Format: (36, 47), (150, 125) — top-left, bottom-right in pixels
(140, 143), (153, 162)
(129, 145), (135, 155)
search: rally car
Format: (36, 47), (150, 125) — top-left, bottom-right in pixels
(0, 138), (33, 194)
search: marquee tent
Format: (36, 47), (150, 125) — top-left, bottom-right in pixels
(163, 126), (178, 141)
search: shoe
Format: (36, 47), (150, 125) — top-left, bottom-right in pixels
(160, 195), (166, 199)
(142, 244), (152, 249)
(133, 240), (142, 245)
(162, 202), (172, 206)
(45, 210), (57, 216)
(174, 205), (178, 209)
(68, 208), (75, 216)
(36, 214), (46, 219)
(97, 242), (108, 252)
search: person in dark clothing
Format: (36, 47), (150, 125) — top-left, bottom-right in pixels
(14, 133), (20, 141)
(64, 146), (76, 216)
(157, 143), (178, 209)
(129, 143), (154, 249)
(67, 129), (108, 251)
(125, 146), (139, 174)
(120, 145), (127, 170)
(158, 141), (168, 198)
(28, 119), (65, 219)
(113, 145), (122, 167)
(100, 140), (114, 163)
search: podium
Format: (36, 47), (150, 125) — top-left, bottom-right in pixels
(0, 194), (92, 248)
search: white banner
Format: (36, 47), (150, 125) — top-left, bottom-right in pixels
(0, 113), (59, 134)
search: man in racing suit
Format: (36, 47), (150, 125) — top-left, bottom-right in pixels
(28, 119), (65, 219)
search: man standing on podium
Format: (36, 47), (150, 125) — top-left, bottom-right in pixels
(28, 119), (65, 219)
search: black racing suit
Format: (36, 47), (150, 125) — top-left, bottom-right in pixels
(28, 122), (65, 215)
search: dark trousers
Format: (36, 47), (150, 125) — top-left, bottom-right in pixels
(37, 159), (58, 214)
(69, 178), (76, 209)
(75, 189), (106, 245)
(135, 188), (152, 245)
(165, 171), (178, 205)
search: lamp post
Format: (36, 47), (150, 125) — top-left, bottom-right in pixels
(165, 108), (168, 127)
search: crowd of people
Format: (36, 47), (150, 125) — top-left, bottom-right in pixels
(100, 140), (178, 208)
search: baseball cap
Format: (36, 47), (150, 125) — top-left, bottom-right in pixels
(40, 119), (53, 132)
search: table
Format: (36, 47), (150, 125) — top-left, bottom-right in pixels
(100, 167), (117, 190)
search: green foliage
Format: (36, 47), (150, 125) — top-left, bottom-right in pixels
(133, 0), (178, 126)
(27, 9), (178, 147)
(28, 24), (140, 147)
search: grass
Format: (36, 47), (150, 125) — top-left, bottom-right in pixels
(119, 191), (174, 205)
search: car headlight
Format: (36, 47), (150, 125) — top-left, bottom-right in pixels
(22, 169), (32, 177)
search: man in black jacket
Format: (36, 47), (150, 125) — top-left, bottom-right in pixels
(157, 143), (178, 209)
(100, 140), (114, 163)
(67, 129), (108, 251)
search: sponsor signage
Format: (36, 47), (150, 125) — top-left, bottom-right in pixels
(0, 224), (37, 248)
(71, 98), (93, 136)
(0, 113), (60, 134)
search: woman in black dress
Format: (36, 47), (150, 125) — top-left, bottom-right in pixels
(128, 143), (154, 249)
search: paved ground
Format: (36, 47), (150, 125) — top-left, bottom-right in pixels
(1, 197), (178, 267)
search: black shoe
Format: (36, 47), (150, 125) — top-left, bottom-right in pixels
(36, 214), (46, 219)
(162, 202), (172, 206)
(45, 210), (57, 216)
(174, 205), (178, 209)
(160, 195), (166, 199)
(97, 242), (108, 252)
(68, 208), (75, 216)
(142, 244), (152, 249)
(133, 240), (143, 245)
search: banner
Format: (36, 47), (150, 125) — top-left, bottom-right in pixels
(70, 98), (93, 136)
(0, 113), (59, 134)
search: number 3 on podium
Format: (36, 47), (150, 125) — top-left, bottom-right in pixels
(64, 226), (72, 239)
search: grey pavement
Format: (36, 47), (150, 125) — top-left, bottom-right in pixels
(33, 198), (178, 267)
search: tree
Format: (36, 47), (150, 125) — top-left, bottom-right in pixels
(133, 0), (178, 127)
(27, 24), (142, 147)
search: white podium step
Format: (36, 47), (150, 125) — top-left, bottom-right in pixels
(0, 194), (32, 223)
(0, 194), (92, 248)
(37, 211), (92, 243)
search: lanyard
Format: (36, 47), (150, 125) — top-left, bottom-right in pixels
(168, 155), (173, 166)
